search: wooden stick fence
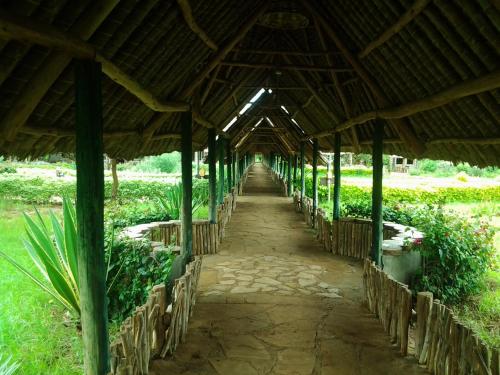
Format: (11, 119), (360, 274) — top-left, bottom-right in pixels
(109, 257), (202, 375)
(151, 188), (238, 255)
(415, 292), (499, 375)
(363, 259), (412, 355)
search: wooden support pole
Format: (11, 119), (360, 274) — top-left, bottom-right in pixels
(218, 138), (225, 204)
(287, 154), (292, 197)
(371, 123), (384, 265)
(312, 139), (319, 228)
(333, 133), (341, 220)
(293, 154), (298, 189)
(208, 128), (217, 223)
(181, 111), (193, 259)
(227, 141), (232, 189)
(75, 60), (109, 375)
(300, 142), (305, 204)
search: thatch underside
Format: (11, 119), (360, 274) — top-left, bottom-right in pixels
(0, 0), (498, 166)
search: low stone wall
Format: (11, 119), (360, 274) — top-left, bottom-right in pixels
(109, 257), (202, 375)
(123, 188), (238, 255)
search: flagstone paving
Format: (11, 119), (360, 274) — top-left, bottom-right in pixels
(150, 164), (427, 375)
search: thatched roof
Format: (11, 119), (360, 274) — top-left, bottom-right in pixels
(0, 0), (498, 166)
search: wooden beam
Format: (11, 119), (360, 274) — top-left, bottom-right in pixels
(74, 60), (109, 375)
(0, 2), (120, 140)
(142, 2), (269, 138)
(233, 48), (341, 57)
(358, 0), (431, 58)
(304, 69), (500, 139)
(176, 0), (218, 50)
(312, 138), (319, 228)
(301, 0), (426, 155)
(300, 141), (305, 203)
(427, 137), (500, 145)
(217, 138), (225, 204)
(0, 8), (190, 139)
(220, 61), (353, 72)
(201, 65), (221, 105)
(314, 18), (360, 152)
(20, 126), (184, 140)
(242, 85), (309, 90)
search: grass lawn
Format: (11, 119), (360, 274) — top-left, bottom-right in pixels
(0, 200), (82, 374)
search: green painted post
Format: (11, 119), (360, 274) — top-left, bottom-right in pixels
(226, 140), (232, 190)
(293, 154), (298, 190)
(312, 138), (319, 228)
(75, 60), (109, 375)
(181, 111), (193, 260)
(233, 150), (237, 187)
(287, 155), (292, 197)
(371, 123), (384, 265)
(300, 142), (305, 204)
(333, 133), (341, 221)
(208, 128), (217, 223)
(218, 138), (225, 204)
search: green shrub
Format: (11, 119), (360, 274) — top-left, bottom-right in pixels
(132, 152), (181, 174)
(106, 237), (174, 322)
(106, 201), (171, 229)
(411, 206), (496, 306)
(0, 166), (16, 174)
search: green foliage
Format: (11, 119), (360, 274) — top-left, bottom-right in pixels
(132, 152), (181, 174)
(157, 181), (208, 220)
(0, 356), (19, 375)
(106, 201), (171, 229)
(0, 166), (16, 174)
(410, 160), (500, 178)
(0, 198), (80, 317)
(411, 206), (496, 306)
(106, 237), (174, 322)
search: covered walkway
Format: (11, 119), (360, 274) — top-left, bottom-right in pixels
(150, 164), (426, 375)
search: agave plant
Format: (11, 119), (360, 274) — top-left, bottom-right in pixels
(0, 198), (80, 317)
(0, 356), (19, 375)
(157, 182), (207, 220)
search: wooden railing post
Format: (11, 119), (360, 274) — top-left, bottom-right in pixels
(371, 122), (384, 265)
(208, 128), (217, 223)
(75, 60), (109, 375)
(181, 111), (193, 260)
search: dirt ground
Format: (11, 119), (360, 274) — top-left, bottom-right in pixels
(150, 164), (428, 375)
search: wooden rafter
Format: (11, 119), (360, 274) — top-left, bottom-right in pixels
(304, 69), (500, 139)
(219, 61), (353, 73)
(0, 2), (121, 140)
(176, 0), (218, 51)
(358, 0), (431, 58)
(142, 1), (270, 139)
(233, 48), (341, 57)
(0, 9), (191, 139)
(301, 0), (426, 155)
(314, 17), (360, 153)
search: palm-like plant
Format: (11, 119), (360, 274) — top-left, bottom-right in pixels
(157, 182), (207, 220)
(0, 198), (80, 316)
(0, 356), (19, 375)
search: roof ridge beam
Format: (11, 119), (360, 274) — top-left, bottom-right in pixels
(176, 0), (218, 51)
(358, 0), (431, 59)
(304, 69), (500, 139)
(219, 61), (352, 72)
(301, 0), (426, 155)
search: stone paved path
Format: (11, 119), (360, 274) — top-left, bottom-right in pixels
(150, 164), (427, 375)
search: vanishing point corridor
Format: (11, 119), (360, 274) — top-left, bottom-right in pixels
(150, 164), (427, 375)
